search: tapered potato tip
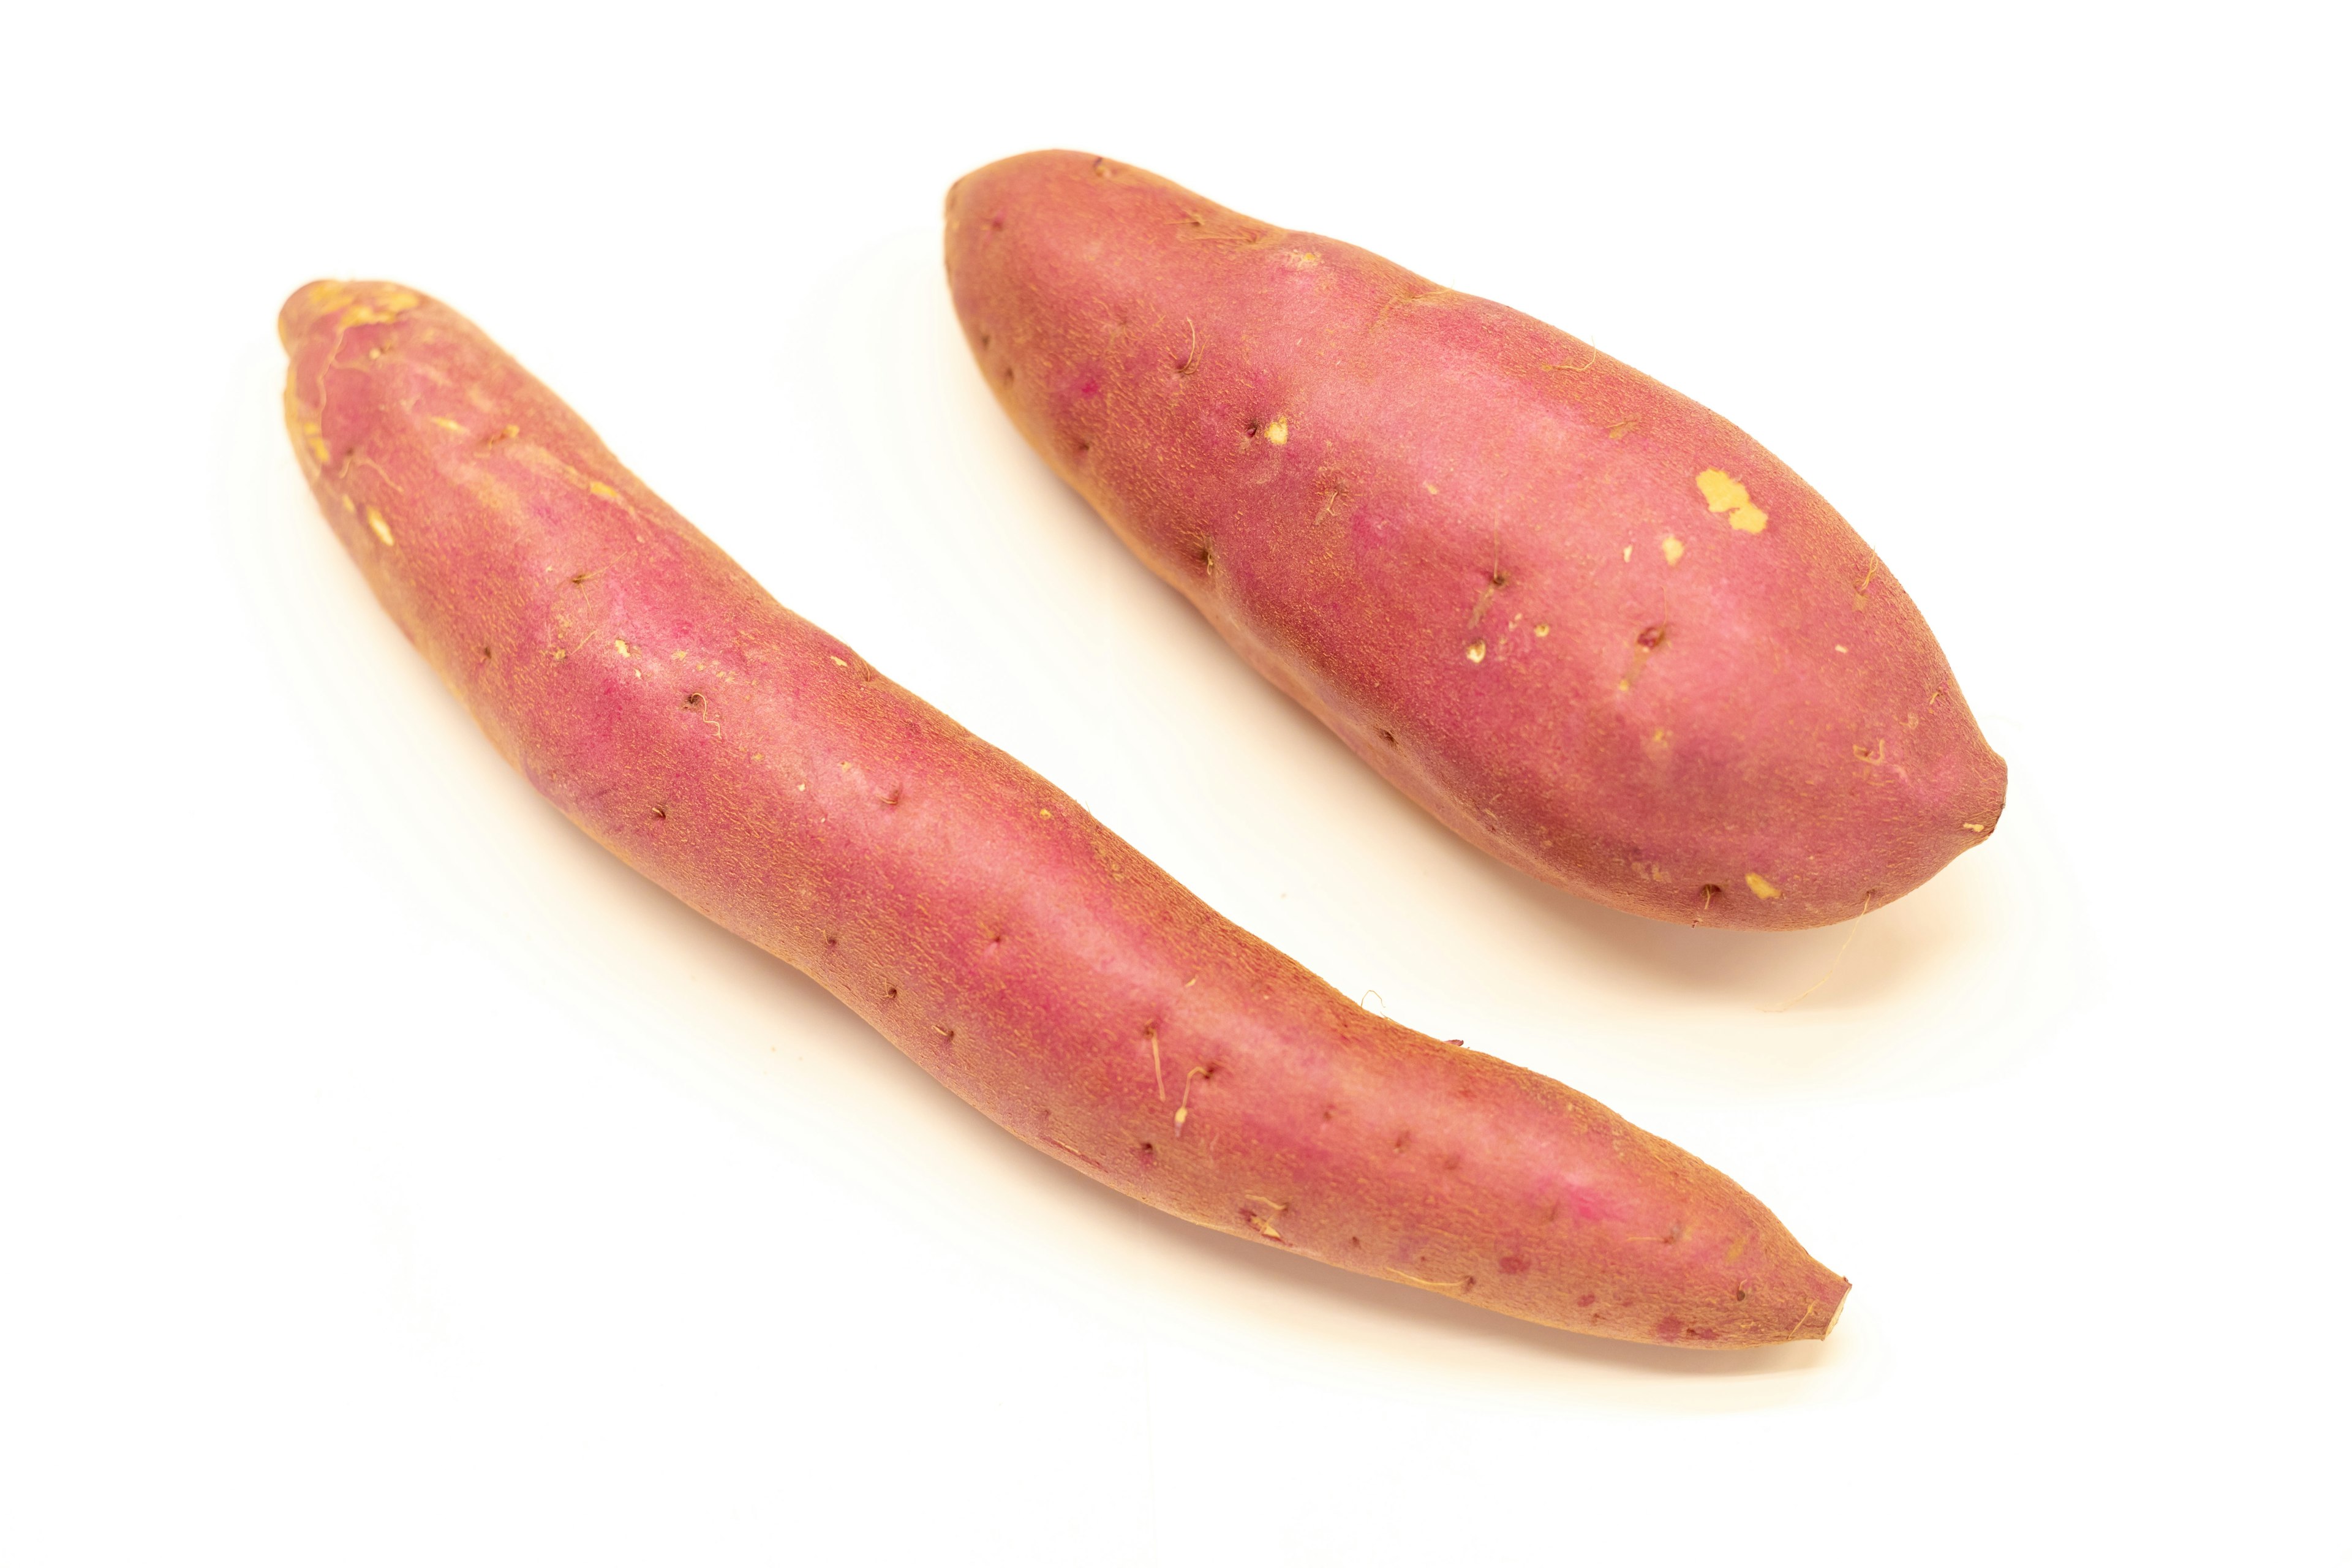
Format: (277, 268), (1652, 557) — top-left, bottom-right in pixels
(1820, 1283), (1850, 1340)
(1730, 1248), (1851, 1345)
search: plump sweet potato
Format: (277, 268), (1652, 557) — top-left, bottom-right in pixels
(279, 281), (1847, 1346)
(944, 151), (2007, 930)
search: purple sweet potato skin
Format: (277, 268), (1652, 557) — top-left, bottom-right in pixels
(279, 281), (1847, 1346)
(944, 151), (2007, 930)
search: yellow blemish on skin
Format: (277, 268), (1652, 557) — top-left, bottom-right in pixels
(364, 507), (395, 547)
(1039, 809), (1053, 818)
(1662, 536), (1685, 566)
(1423, 482), (1438, 495)
(1264, 416), (1289, 445)
(614, 639), (630, 656)
(1466, 639), (1487, 663)
(340, 496), (355, 513)
(301, 420), (330, 464)
(588, 481), (619, 499)
(1696, 469), (1769, 533)
(336, 289), (421, 329)
(429, 416), (465, 432)
(1621, 545), (1633, 563)
(1745, 872), (1781, 900)
(1962, 822), (1988, 834)
(1534, 624), (1550, 637)
(1281, 250), (1321, 270)
(829, 656), (848, 668)
(1835, 644), (1849, 654)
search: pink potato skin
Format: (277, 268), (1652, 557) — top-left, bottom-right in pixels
(944, 151), (2008, 930)
(279, 281), (1847, 1346)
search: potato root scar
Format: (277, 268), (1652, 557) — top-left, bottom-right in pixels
(1242, 1195), (1290, 1242)
(1049, 1137), (1106, 1172)
(1765, 891), (1874, 1012)
(1853, 555), (1880, 608)
(1173, 1064), (1212, 1134)
(1389, 1268), (1475, 1294)
(1617, 624), (1669, 690)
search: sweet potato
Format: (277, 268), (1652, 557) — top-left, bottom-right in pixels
(279, 280), (1847, 1346)
(944, 151), (2007, 930)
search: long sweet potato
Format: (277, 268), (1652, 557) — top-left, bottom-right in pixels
(944, 151), (2007, 930)
(279, 281), (1847, 1345)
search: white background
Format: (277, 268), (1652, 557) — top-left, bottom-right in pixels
(2, 2), (2343, 1562)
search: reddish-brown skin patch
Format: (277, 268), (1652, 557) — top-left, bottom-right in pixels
(943, 152), (2008, 930)
(279, 281), (1848, 1346)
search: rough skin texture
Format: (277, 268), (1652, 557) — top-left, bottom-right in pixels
(280, 281), (1849, 1346)
(944, 151), (2007, 930)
